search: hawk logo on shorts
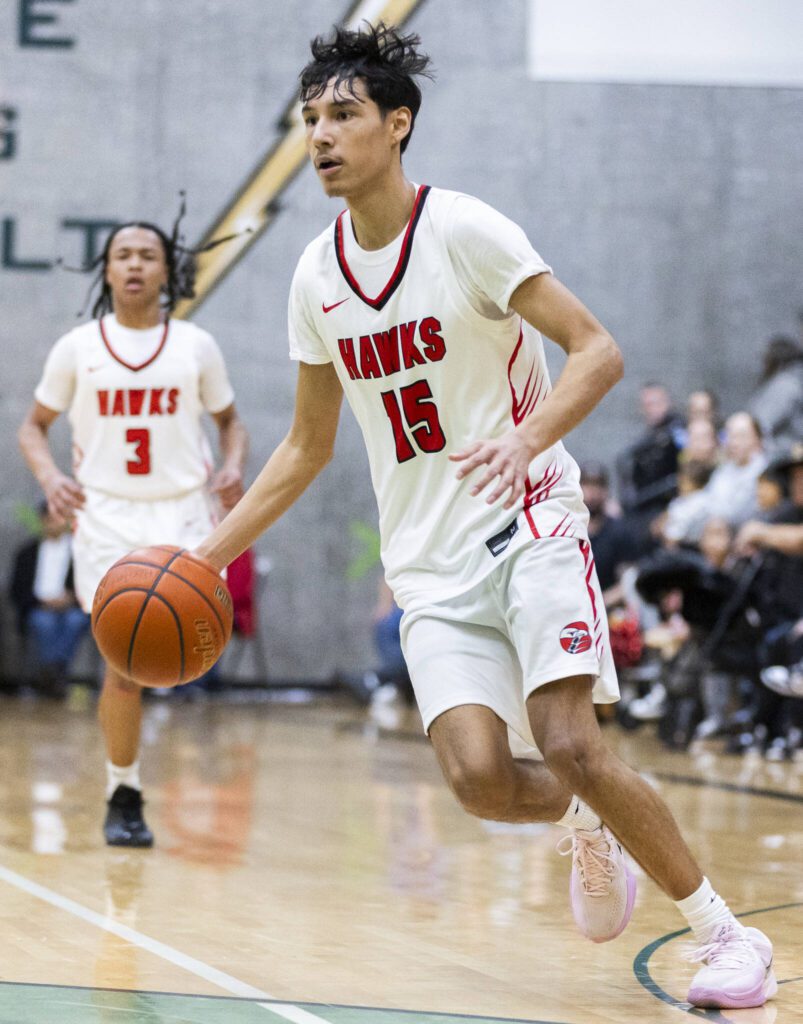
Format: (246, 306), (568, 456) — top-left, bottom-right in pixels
(560, 621), (592, 654)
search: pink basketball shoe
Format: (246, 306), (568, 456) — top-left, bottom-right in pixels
(557, 826), (636, 942)
(687, 922), (777, 1009)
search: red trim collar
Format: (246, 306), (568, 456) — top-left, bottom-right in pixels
(334, 185), (430, 311)
(99, 316), (170, 372)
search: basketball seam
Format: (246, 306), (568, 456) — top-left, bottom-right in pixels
(93, 586), (156, 630)
(120, 559), (227, 633)
(128, 591), (185, 685)
(146, 546), (221, 582)
(126, 549), (185, 680)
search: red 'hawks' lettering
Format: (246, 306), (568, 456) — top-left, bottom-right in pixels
(419, 316), (446, 362)
(359, 336), (382, 379)
(399, 321), (426, 369)
(97, 388), (180, 416)
(372, 326), (401, 376)
(338, 317), (446, 381)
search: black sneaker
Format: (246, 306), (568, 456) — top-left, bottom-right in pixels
(103, 785), (154, 848)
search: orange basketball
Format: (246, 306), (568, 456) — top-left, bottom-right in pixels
(91, 545), (233, 688)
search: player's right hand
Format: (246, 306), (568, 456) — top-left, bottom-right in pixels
(450, 429), (535, 509)
(43, 471), (85, 521)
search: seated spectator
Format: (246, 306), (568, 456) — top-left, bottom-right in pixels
(699, 412), (767, 525)
(631, 517), (762, 744)
(685, 388), (720, 427)
(617, 382), (685, 516)
(693, 518), (755, 740)
(699, 516), (736, 572)
(736, 442), (803, 617)
(661, 460), (715, 547)
(9, 503), (90, 698)
(756, 466), (785, 516)
(627, 588), (689, 725)
(679, 417), (720, 470)
(747, 334), (803, 456)
(580, 461), (635, 594)
(729, 444), (803, 757)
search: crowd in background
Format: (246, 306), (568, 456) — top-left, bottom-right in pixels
(588, 333), (803, 760)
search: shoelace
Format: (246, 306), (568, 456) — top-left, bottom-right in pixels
(687, 925), (757, 970)
(556, 830), (616, 897)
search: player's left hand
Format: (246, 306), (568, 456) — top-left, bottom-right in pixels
(449, 430), (536, 509)
(210, 466), (245, 513)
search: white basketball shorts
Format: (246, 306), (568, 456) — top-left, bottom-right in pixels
(400, 536), (619, 754)
(72, 487), (216, 612)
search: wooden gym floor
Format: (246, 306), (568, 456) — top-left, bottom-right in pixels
(0, 691), (800, 1024)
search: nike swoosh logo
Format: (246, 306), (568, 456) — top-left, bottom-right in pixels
(322, 298), (349, 314)
(88, 365), (107, 373)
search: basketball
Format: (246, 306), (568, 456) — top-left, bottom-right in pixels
(91, 546), (233, 688)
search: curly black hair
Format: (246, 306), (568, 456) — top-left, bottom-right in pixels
(299, 22), (434, 154)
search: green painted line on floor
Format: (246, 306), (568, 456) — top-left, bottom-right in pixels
(0, 983), (567, 1024)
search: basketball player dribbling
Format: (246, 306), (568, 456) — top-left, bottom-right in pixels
(194, 24), (775, 1009)
(18, 220), (248, 848)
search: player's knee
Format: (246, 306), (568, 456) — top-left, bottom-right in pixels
(540, 734), (604, 790)
(444, 757), (515, 820)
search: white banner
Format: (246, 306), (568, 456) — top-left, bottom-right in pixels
(528, 0), (803, 87)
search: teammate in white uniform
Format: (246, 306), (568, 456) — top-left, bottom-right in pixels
(194, 25), (775, 1010)
(19, 219), (248, 848)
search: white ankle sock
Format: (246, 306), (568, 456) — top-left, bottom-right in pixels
(674, 877), (739, 943)
(106, 760), (141, 799)
(552, 795), (602, 832)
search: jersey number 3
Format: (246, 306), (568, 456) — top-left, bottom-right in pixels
(381, 380), (446, 464)
(126, 428), (152, 475)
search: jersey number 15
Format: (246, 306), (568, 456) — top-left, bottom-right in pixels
(381, 380), (446, 464)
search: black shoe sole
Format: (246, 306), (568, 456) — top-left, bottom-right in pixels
(104, 834), (154, 848)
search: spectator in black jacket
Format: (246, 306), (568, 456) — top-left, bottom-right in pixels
(9, 504), (90, 698)
(618, 383), (685, 517)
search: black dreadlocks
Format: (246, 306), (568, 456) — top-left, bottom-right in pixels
(63, 194), (243, 319)
(299, 22), (434, 155)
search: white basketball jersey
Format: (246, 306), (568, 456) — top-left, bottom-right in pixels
(35, 315), (235, 500)
(289, 186), (589, 609)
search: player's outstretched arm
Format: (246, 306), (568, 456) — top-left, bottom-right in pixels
(451, 273), (623, 507)
(18, 401), (86, 520)
(195, 361), (343, 572)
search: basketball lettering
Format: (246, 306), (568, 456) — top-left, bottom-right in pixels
(214, 583), (233, 615)
(193, 618), (217, 671)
